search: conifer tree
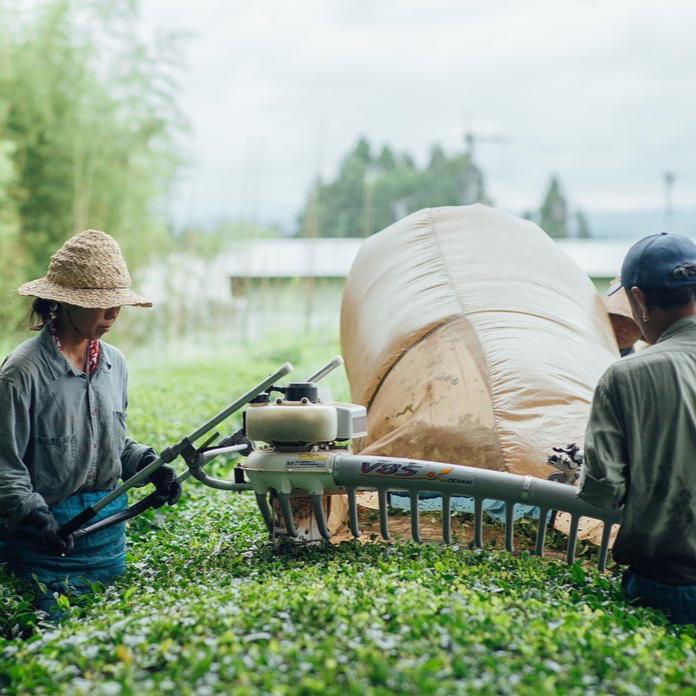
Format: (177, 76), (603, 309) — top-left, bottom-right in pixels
(539, 175), (568, 239)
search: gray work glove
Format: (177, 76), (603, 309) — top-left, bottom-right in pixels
(547, 443), (584, 486)
(23, 506), (74, 555)
(137, 452), (182, 508)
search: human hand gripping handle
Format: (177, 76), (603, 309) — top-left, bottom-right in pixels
(137, 452), (182, 508)
(23, 506), (75, 555)
(56, 362), (294, 541)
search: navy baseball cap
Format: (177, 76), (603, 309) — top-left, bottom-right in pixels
(607, 232), (696, 296)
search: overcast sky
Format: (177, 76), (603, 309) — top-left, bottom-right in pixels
(141, 0), (696, 230)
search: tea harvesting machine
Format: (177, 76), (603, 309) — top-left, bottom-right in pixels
(58, 358), (621, 570)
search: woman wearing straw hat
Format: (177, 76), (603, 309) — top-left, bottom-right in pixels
(603, 279), (643, 357)
(0, 229), (181, 613)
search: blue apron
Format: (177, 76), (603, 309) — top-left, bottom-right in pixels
(0, 491), (127, 607)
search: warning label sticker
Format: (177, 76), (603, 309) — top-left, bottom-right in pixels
(286, 453), (330, 468)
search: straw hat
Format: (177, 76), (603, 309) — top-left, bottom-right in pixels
(602, 277), (633, 321)
(18, 229), (152, 308)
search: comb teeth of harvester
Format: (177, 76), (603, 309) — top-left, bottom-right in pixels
(250, 454), (621, 572)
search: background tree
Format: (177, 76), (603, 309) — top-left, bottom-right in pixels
(539, 175), (568, 239)
(0, 0), (184, 330)
(297, 136), (489, 237)
(575, 209), (592, 239)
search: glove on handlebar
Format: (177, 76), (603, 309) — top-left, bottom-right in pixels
(23, 506), (75, 555)
(547, 443), (584, 486)
(137, 452), (182, 508)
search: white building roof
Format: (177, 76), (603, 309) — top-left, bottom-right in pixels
(557, 240), (632, 279)
(226, 237), (632, 280)
(226, 238), (363, 278)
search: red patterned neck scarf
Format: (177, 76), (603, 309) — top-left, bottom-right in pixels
(48, 321), (101, 375)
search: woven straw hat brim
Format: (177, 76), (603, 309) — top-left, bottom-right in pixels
(602, 288), (633, 321)
(17, 277), (152, 308)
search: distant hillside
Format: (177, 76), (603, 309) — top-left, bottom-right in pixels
(586, 208), (696, 240)
(185, 206), (696, 242)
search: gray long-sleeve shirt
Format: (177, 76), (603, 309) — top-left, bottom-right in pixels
(0, 325), (153, 526)
(579, 315), (696, 584)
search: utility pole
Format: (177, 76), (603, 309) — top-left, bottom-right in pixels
(664, 171), (675, 232)
(304, 120), (326, 332)
(464, 129), (476, 161)
(464, 128), (510, 159)
(462, 115), (509, 204)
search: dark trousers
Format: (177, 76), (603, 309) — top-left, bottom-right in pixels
(0, 491), (127, 617)
(624, 571), (696, 625)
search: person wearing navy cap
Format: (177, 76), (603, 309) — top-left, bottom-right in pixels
(579, 232), (696, 624)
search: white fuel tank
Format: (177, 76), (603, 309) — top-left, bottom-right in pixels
(246, 401), (338, 444)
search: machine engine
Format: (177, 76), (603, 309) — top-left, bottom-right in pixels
(243, 381), (367, 543)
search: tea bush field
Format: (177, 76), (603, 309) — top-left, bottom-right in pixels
(2, 337), (696, 695)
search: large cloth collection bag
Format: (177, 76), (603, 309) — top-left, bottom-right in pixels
(341, 204), (619, 490)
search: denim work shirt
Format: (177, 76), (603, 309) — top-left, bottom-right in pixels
(579, 316), (696, 584)
(0, 325), (153, 526)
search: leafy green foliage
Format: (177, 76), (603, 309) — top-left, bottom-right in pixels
(1, 342), (695, 693)
(539, 175), (569, 239)
(0, 0), (184, 330)
(576, 210), (592, 240)
(297, 138), (489, 238)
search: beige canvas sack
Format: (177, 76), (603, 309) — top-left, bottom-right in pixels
(341, 205), (620, 543)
